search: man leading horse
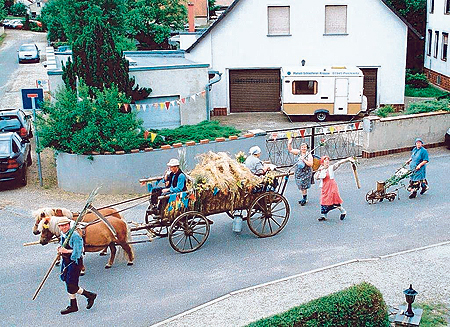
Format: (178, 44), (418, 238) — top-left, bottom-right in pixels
(57, 217), (97, 315)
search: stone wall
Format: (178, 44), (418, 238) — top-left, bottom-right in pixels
(362, 111), (449, 157)
(56, 134), (266, 194)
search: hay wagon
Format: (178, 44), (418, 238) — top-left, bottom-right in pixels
(136, 172), (291, 253)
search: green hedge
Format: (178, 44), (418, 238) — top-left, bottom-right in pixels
(405, 99), (450, 115)
(246, 282), (389, 327)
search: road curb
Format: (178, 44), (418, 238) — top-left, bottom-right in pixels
(151, 240), (450, 326)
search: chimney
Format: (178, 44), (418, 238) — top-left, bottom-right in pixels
(188, 3), (195, 32)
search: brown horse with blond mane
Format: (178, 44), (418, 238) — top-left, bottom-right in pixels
(36, 211), (134, 269)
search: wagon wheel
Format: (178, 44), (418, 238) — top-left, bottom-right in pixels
(387, 193), (396, 202)
(168, 211), (210, 253)
(145, 209), (169, 237)
(247, 192), (290, 238)
(365, 190), (377, 204)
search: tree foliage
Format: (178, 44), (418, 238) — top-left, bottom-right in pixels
(124, 0), (187, 49)
(0, 0), (6, 22)
(8, 2), (26, 16)
(385, 0), (426, 32)
(40, 0), (68, 42)
(37, 82), (146, 154)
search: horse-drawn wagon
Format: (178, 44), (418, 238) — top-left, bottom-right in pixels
(136, 169), (291, 253)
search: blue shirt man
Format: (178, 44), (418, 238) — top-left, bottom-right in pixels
(162, 158), (187, 194)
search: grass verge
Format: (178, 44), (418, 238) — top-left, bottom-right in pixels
(405, 85), (449, 98)
(414, 302), (450, 327)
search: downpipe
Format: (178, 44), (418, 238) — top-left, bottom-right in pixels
(205, 70), (222, 121)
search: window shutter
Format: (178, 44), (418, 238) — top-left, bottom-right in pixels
(268, 6), (290, 35)
(325, 5), (347, 34)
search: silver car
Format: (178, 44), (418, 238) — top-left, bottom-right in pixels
(18, 43), (40, 63)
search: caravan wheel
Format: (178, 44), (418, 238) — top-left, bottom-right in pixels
(315, 112), (328, 122)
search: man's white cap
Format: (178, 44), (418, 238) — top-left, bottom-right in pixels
(249, 146), (261, 155)
(57, 217), (72, 226)
(167, 158), (180, 166)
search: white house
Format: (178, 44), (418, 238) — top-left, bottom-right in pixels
(185, 0), (421, 114)
(46, 50), (210, 129)
(424, 0), (450, 91)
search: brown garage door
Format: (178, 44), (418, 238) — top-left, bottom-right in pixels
(360, 68), (378, 110)
(229, 69), (281, 112)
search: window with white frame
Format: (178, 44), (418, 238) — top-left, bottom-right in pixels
(434, 31), (439, 58)
(427, 29), (432, 56)
(442, 33), (448, 61)
(430, 0), (434, 13)
(446, 0), (450, 14)
(268, 6), (290, 36)
(325, 5), (347, 34)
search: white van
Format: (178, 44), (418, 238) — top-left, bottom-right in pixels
(281, 66), (367, 121)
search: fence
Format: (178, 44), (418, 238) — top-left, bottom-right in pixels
(265, 120), (363, 167)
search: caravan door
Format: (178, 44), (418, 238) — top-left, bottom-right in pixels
(334, 78), (349, 114)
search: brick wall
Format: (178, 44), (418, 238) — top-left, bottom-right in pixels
(424, 68), (450, 91)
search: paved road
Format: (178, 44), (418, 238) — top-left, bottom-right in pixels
(0, 29), (47, 108)
(0, 148), (449, 326)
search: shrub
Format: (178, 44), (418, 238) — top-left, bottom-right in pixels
(36, 83), (145, 154)
(405, 99), (450, 115)
(247, 282), (389, 327)
(376, 105), (395, 118)
(405, 71), (429, 89)
(147, 120), (241, 148)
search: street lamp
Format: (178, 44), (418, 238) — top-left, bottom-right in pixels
(403, 284), (418, 317)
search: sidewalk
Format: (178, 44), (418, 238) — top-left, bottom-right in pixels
(153, 241), (450, 326)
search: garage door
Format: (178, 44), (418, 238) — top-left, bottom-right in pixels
(229, 69), (281, 112)
(360, 68), (378, 110)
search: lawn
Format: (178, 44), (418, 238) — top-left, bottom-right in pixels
(405, 85), (449, 98)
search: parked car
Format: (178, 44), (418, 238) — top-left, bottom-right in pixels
(0, 132), (31, 186)
(1, 19), (11, 27)
(8, 19), (23, 29)
(17, 43), (40, 63)
(29, 19), (43, 27)
(0, 108), (33, 140)
(56, 45), (71, 53)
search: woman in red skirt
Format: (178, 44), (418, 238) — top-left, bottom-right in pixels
(315, 155), (354, 221)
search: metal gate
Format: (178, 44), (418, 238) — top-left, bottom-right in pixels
(266, 120), (363, 167)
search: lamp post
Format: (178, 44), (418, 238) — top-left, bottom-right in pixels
(403, 284), (418, 317)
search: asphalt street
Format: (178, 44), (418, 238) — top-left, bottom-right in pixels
(0, 148), (449, 327)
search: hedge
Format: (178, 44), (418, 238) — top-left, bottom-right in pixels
(246, 282), (390, 327)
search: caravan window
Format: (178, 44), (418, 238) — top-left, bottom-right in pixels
(292, 81), (318, 95)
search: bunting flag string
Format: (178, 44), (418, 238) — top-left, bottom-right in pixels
(118, 89), (209, 112)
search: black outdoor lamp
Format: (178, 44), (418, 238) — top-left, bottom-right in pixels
(301, 59), (306, 66)
(403, 284), (418, 317)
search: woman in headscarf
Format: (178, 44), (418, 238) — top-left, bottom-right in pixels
(288, 138), (313, 206)
(315, 155), (354, 221)
(244, 146), (270, 175)
(406, 138), (429, 198)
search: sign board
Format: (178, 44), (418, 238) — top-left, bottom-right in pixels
(36, 79), (50, 92)
(21, 88), (44, 110)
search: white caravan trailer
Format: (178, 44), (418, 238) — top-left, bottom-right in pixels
(281, 66), (367, 121)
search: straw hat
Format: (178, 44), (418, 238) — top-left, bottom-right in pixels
(57, 217), (72, 226)
(167, 158), (180, 167)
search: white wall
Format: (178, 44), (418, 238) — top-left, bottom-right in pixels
(424, 0), (450, 77)
(130, 67), (209, 125)
(186, 0), (408, 110)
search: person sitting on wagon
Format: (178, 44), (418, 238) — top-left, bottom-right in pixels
(244, 146), (271, 176)
(150, 158), (187, 205)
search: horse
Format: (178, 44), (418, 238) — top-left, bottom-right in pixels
(37, 215), (134, 269)
(32, 207), (122, 235)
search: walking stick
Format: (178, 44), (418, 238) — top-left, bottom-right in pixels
(351, 160), (361, 189)
(32, 187), (99, 300)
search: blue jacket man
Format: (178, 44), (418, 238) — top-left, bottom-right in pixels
(57, 217), (97, 315)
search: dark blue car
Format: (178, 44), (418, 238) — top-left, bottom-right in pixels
(0, 132), (31, 186)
